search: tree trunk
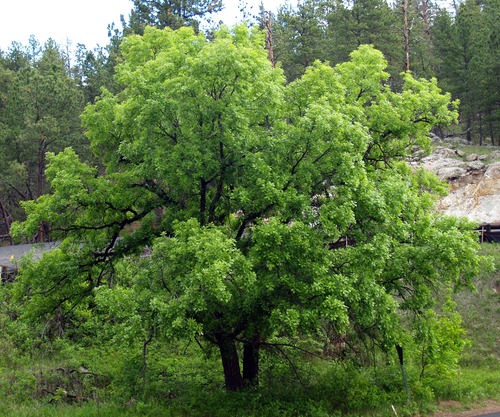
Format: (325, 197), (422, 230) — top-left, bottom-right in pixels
(479, 113), (483, 146)
(262, 9), (275, 67)
(466, 117), (472, 143)
(402, 0), (411, 72)
(243, 337), (260, 385)
(0, 200), (12, 245)
(37, 137), (47, 198)
(488, 110), (495, 145)
(421, 0), (430, 36)
(216, 334), (244, 391)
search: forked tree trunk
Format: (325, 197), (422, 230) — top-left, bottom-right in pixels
(243, 337), (260, 385)
(216, 334), (244, 391)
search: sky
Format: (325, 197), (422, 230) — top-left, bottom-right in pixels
(0, 0), (296, 52)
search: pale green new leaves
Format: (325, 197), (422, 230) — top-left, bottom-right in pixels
(12, 26), (481, 366)
(146, 219), (256, 338)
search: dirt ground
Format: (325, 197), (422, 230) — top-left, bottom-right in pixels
(430, 400), (500, 417)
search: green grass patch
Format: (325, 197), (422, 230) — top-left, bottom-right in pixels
(1, 244), (498, 417)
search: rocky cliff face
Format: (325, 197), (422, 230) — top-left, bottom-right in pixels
(415, 139), (500, 224)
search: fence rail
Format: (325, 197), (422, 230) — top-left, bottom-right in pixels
(476, 222), (500, 243)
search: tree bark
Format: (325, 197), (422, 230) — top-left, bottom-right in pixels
(421, 0), (430, 36)
(243, 337), (260, 385)
(487, 110), (495, 145)
(262, 9), (275, 67)
(216, 334), (244, 391)
(0, 200), (12, 245)
(402, 0), (411, 72)
(479, 113), (483, 146)
(466, 117), (472, 143)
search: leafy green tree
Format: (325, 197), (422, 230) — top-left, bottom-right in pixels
(12, 26), (484, 391)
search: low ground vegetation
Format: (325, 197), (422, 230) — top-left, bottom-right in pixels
(0, 26), (498, 417)
(0, 243), (498, 417)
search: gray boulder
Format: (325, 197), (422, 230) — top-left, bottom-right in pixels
(467, 161), (485, 171)
(435, 167), (468, 180)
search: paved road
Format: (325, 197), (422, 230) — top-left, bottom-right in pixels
(436, 404), (500, 417)
(0, 242), (59, 267)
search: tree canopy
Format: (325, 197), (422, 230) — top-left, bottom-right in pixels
(12, 25), (484, 391)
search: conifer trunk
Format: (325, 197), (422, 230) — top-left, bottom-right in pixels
(402, 0), (411, 72)
(466, 117), (472, 143)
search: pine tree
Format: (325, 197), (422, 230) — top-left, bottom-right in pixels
(125, 0), (224, 34)
(433, 0), (489, 142)
(0, 40), (87, 240)
(479, 0), (500, 144)
(273, 0), (330, 82)
(326, 0), (402, 76)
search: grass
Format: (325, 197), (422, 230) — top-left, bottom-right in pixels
(431, 141), (500, 159)
(455, 144), (500, 160)
(0, 402), (174, 417)
(456, 243), (500, 368)
(443, 243), (500, 410)
(0, 244), (498, 417)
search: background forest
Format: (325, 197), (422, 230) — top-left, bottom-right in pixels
(0, 1), (498, 416)
(0, 0), (498, 235)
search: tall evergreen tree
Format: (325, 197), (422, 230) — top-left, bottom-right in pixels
(125, 0), (224, 34)
(479, 0), (500, 144)
(433, 0), (489, 142)
(0, 40), (87, 240)
(73, 44), (120, 105)
(327, 0), (402, 77)
(273, 0), (404, 83)
(273, 0), (330, 81)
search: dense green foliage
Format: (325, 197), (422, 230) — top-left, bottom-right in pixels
(125, 0), (224, 34)
(272, 0), (500, 143)
(0, 0), (498, 234)
(0, 39), (88, 240)
(0, 243), (498, 415)
(9, 24), (488, 394)
(0, 0), (498, 414)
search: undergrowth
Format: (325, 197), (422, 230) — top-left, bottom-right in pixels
(0, 244), (498, 416)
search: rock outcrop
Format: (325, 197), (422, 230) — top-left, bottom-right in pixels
(416, 143), (500, 224)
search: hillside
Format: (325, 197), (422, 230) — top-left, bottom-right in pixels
(415, 137), (500, 224)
